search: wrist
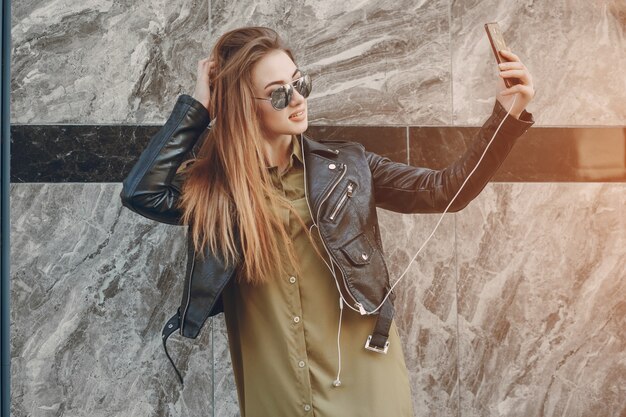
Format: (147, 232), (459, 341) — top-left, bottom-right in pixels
(191, 95), (210, 112)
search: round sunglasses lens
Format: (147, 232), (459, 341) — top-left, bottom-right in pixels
(272, 84), (293, 110)
(271, 85), (291, 110)
(296, 74), (312, 98)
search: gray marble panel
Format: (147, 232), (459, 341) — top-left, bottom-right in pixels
(377, 208), (459, 417)
(451, 0), (626, 126)
(10, 183), (214, 417)
(210, 0), (451, 125)
(212, 315), (241, 417)
(11, 0), (625, 127)
(456, 183), (626, 417)
(12, 181), (626, 416)
(11, 0), (211, 124)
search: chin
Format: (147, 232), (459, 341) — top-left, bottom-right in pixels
(295, 121), (308, 134)
(285, 120), (308, 135)
(264, 118), (308, 138)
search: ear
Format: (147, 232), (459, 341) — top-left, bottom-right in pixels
(176, 159), (197, 175)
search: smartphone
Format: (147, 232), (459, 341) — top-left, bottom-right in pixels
(484, 22), (521, 88)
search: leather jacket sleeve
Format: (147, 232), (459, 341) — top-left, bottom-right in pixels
(119, 94), (210, 225)
(365, 99), (535, 213)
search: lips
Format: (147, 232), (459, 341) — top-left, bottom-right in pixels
(289, 109), (306, 120)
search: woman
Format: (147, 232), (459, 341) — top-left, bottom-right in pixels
(120, 26), (535, 417)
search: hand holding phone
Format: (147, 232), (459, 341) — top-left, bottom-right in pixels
(483, 22), (536, 119)
(484, 22), (521, 88)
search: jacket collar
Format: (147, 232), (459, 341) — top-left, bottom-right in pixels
(299, 133), (341, 158)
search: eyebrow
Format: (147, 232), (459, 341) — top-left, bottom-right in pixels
(264, 68), (300, 89)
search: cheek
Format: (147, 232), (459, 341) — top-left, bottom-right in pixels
(259, 106), (287, 129)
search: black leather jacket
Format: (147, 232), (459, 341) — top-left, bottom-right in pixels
(120, 94), (534, 384)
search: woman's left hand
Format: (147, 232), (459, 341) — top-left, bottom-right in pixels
(495, 49), (535, 119)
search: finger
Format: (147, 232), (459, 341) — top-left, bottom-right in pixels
(498, 69), (530, 84)
(208, 61), (217, 76)
(199, 60), (214, 70)
(498, 61), (525, 71)
(498, 49), (520, 62)
(500, 83), (533, 97)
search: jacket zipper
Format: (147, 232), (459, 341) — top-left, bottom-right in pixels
(300, 138), (361, 308)
(180, 245), (196, 335)
(329, 181), (355, 221)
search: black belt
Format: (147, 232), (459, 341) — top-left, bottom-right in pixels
(364, 294), (394, 354)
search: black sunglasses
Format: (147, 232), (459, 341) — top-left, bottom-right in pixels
(254, 72), (312, 110)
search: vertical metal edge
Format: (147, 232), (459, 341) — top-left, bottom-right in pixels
(1, 0), (11, 414)
(210, 316), (215, 417)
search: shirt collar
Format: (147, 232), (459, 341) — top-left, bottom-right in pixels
(291, 134), (304, 165)
(267, 135), (303, 174)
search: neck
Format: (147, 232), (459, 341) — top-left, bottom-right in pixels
(263, 133), (293, 171)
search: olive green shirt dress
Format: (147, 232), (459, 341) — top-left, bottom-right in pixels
(221, 135), (414, 417)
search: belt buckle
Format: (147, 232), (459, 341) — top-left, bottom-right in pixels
(364, 335), (389, 354)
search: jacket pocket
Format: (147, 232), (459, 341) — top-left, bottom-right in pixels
(339, 231), (374, 266)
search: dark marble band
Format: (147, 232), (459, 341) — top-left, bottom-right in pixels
(10, 125), (626, 183)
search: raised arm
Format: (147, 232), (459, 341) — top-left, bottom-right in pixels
(119, 94), (210, 225)
(366, 99), (534, 214)
(367, 48), (535, 214)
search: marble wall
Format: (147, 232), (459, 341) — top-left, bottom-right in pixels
(9, 0), (625, 416)
(12, 0), (625, 125)
(455, 184), (626, 417)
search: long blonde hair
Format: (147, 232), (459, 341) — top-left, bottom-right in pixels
(177, 27), (323, 286)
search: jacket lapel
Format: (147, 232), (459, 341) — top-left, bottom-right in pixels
(299, 134), (344, 216)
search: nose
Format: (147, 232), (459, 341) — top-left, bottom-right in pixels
(290, 88), (305, 106)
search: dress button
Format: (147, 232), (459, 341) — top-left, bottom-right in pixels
(293, 316), (300, 323)
(298, 360), (306, 368)
(328, 163), (336, 170)
(304, 404), (311, 411)
(289, 276), (296, 284)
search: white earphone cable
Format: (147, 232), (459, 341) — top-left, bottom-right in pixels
(303, 95), (518, 388)
(321, 94), (519, 317)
